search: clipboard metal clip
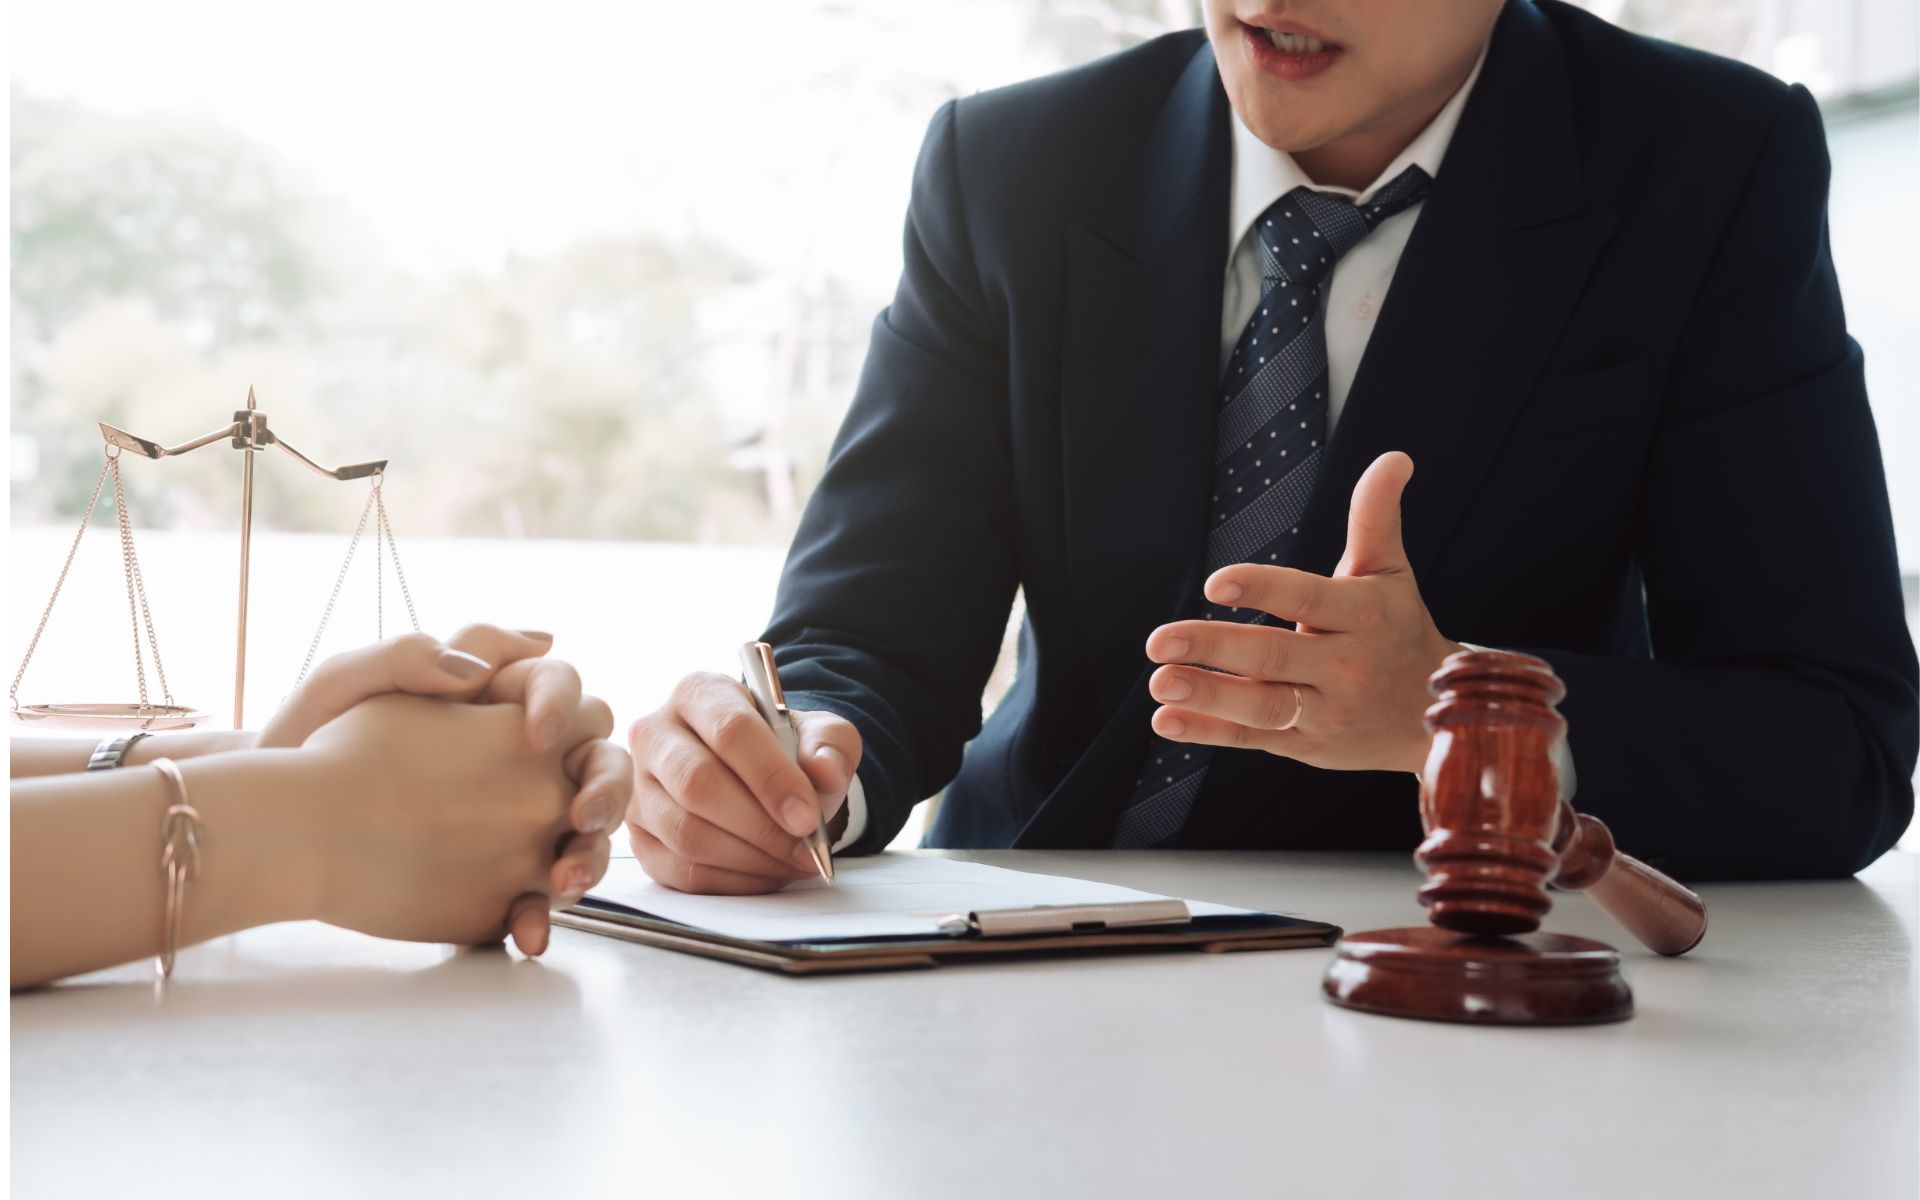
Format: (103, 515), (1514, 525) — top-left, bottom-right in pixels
(936, 899), (1192, 939)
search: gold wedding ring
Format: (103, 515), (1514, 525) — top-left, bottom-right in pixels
(1275, 683), (1305, 732)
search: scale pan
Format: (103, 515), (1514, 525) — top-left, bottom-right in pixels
(11, 703), (209, 732)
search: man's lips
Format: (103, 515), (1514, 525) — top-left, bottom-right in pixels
(1241, 21), (1344, 82)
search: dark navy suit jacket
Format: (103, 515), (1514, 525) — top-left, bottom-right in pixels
(764, 0), (1918, 879)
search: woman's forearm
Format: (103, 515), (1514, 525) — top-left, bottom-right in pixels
(10, 750), (330, 989)
(9, 731), (256, 779)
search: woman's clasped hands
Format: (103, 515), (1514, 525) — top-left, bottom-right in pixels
(257, 624), (630, 957)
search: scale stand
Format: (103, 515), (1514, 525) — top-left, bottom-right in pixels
(10, 387), (418, 730)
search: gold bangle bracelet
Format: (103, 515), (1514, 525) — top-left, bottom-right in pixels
(151, 758), (202, 981)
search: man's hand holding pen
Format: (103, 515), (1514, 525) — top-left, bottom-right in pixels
(737, 641), (837, 884)
(627, 668), (863, 895)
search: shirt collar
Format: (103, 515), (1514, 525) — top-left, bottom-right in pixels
(1225, 40), (1489, 261)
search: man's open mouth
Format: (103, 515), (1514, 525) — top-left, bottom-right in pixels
(1261, 30), (1338, 54)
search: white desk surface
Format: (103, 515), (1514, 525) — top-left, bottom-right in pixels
(13, 850), (1917, 1200)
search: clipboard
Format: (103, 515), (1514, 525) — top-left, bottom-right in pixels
(555, 885), (1340, 976)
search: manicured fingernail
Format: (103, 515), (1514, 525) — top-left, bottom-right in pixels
(1161, 637), (1191, 660)
(1154, 674), (1192, 702)
(582, 793), (617, 832)
(813, 744), (847, 774)
(1211, 580), (1243, 603)
(781, 795), (816, 835)
(438, 649), (490, 679)
(569, 864), (596, 895)
(539, 715), (568, 750)
(1160, 713), (1188, 736)
(518, 630), (554, 642)
(519, 923), (550, 958)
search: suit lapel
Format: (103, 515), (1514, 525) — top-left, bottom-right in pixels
(1019, 43), (1230, 848)
(1059, 42), (1232, 712)
(1289, 0), (1618, 580)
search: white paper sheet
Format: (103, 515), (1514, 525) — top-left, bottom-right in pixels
(583, 855), (1260, 943)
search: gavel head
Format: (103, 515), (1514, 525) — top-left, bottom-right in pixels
(1414, 650), (1568, 937)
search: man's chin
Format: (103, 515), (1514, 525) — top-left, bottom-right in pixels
(1228, 89), (1352, 153)
(1240, 116), (1343, 156)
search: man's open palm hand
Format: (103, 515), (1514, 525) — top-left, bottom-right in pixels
(1143, 451), (1461, 774)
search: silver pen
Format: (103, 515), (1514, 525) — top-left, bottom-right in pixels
(738, 641), (834, 884)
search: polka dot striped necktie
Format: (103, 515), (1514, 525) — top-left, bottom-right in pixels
(1109, 164), (1432, 849)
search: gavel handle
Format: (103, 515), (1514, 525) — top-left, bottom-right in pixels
(1551, 807), (1709, 956)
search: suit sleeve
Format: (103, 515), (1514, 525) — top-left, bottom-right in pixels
(1530, 85), (1917, 879)
(763, 100), (1019, 853)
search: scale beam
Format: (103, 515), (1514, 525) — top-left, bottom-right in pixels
(271, 435), (386, 481)
(27, 386), (408, 729)
(97, 422), (237, 461)
(98, 410), (386, 481)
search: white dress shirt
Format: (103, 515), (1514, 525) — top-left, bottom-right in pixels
(834, 45), (1492, 851)
(1220, 44), (1486, 402)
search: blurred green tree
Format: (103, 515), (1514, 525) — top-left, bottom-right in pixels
(11, 91), (763, 542)
(10, 92), (352, 344)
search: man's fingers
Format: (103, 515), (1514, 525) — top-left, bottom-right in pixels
(1150, 665), (1315, 731)
(622, 673), (829, 896)
(564, 740), (632, 834)
(1145, 621), (1332, 683)
(641, 789), (810, 880)
(1199, 565), (1359, 632)
(629, 824), (801, 896)
(258, 632), (491, 749)
(678, 674), (820, 838)
(1336, 450), (1415, 578)
(791, 710), (861, 818)
(1149, 702), (1311, 757)
(632, 734), (816, 875)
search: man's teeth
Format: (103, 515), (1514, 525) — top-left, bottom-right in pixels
(1266, 30), (1331, 54)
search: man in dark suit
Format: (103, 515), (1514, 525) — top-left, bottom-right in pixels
(626, 0), (1917, 891)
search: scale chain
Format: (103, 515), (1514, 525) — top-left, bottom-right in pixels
(110, 457), (149, 707)
(112, 457), (176, 708)
(9, 457), (113, 711)
(291, 478), (420, 690)
(375, 482), (385, 640)
(376, 486), (420, 634)
(109, 455), (176, 710)
(294, 484), (379, 689)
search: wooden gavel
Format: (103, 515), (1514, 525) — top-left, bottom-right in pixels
(1324, 649), (1705, 1025)
(1414, 650), (1708, 956)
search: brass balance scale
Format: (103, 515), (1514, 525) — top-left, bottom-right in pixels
(10, 388), (418, 731)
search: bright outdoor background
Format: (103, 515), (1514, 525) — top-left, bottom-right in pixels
(11, 0), (1919, 850)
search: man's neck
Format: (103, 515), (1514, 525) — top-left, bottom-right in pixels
(1290, 51), (1484, 191)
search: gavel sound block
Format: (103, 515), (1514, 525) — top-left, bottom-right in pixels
(1322, 650), (1708, 1025)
